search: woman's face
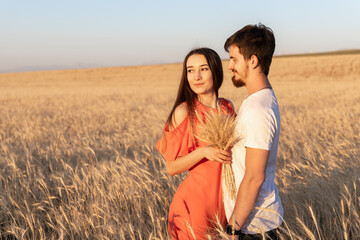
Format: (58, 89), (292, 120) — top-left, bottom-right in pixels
(186, 54), (214, 96)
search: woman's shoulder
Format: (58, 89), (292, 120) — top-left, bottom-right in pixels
(171, 102), (189, 129)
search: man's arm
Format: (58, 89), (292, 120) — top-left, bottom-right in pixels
(228, 147), (269, 230)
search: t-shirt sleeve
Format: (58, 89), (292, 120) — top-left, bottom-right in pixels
(156, 116), (194, 162)
(244, 107), (276, 150)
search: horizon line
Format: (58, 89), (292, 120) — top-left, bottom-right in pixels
(1, 49), (360, 75)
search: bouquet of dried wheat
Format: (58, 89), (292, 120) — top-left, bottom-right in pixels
(195, 105), (239, 200)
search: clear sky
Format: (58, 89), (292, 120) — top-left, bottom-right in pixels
(1, 0), (360, 73)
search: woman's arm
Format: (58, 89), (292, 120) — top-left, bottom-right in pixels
(166, 146), (231, 176)
(165, 103), (231, 176)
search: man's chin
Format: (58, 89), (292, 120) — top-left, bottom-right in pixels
(232, 76), (245, 88)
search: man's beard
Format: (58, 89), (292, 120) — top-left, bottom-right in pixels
(232, 75), (245, 88)
(231, 65), (248, 88)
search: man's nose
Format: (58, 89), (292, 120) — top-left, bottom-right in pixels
(228, 62), (233, 70)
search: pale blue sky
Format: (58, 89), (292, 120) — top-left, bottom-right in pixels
(1, 0), (360, 73)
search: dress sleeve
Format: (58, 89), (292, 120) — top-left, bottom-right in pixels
(156, 115), (195, 162)
(219, 98), (236, 116)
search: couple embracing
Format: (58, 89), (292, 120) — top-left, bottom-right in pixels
(156, 24), (283, 240)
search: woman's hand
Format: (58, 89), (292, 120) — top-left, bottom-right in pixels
(201, 147), (232, 164)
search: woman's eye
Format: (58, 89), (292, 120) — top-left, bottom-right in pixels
(201, 67), (209, 71)
(187, 69), (193, 73)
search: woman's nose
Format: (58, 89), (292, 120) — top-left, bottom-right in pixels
(194, 70), (201, 80)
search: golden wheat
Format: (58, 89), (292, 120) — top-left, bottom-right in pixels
(0, 53), (359, 239)
(195, 106), (239, 200)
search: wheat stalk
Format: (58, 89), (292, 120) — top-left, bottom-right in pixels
(2, 55), (360, 239)
(195, 104), (239, 200)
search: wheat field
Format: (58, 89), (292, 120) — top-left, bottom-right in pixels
(0, 53), (360, 239)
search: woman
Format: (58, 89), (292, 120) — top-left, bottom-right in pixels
(156, 48), (235, 239)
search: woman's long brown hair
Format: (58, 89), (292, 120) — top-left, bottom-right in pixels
(166, 48), (223, 127)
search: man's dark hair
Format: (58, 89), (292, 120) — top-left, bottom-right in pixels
(224, 23), (275, 76)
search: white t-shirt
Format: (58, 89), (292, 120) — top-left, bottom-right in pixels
(223, 88), (283, 234)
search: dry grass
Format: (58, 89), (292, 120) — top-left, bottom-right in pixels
(0, 53), (360, 239)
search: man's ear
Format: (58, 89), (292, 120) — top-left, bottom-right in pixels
(249, 55), (260, 70)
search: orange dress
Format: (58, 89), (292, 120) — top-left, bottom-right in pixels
(156, 98), (235, 240)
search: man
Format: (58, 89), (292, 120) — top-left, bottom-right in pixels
(223, 24), (283, 239)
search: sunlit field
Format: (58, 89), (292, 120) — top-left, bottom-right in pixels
(0, 53), (359, 239)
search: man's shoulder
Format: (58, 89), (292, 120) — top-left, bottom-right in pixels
(244, 90), (278, 111)
(241, 93), (279, 125)
(242, 98), (269, 117)
(241, 104), (268, 124)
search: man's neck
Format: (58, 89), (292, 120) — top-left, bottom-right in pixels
(245, 74), (272, 96)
